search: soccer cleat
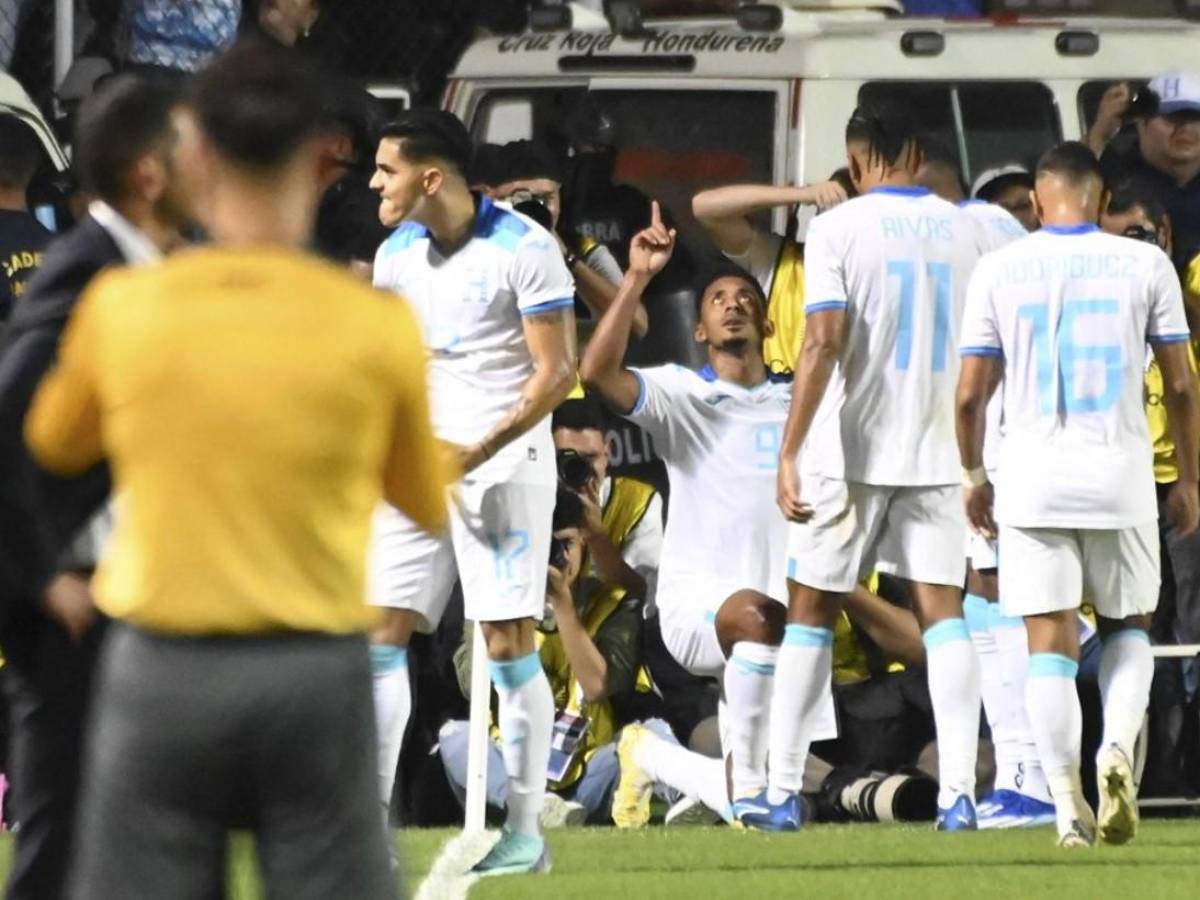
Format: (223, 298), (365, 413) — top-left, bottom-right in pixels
(732, 790), (804, 832)
(977, 790), (1057, 830)
(539, 793), (587, 829)
(1097, 743), (1139, 846)
(665, 795), (723, 827)
(471, 827), (551, 877)
(1057, 817), (1096, 849)
(612, 724), (654, 829)
(935, 794), (978, 832)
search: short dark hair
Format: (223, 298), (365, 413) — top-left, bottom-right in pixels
(494, 140), (564, 185)
(918, 136), (967, 196)
(828, 167), (858, 199)
(694, 259), (766, 313)
(73, 74), (179, 204)
(552, 486), (586, 532)
(192, 37), (331, 170)
(378, 109), (472, 177)
(470, 143), (508, 188)
(1035, 141), (1104, 187)
(0, 114), (42, 191)
(552, 396), (607, 434)
(845, 100), (920, 168)
(1107, 176), (1168, 228)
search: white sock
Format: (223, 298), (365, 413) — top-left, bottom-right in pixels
(922, 618), (981, 808)
(633, 730), (732, 822)
(723, 641), (778, 799)
(992, 612), (1051, 803)
(371, 644), (411, 807)
(766, 624), (833, 804)
(964, 594), (1018, 794)
(1098, 628), (1154, 762)
(490, 652), (555, 838)
(1025, 652), (1086, 835)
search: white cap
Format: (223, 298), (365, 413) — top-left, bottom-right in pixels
(971, 163), (1033, 201)
(1149, 71), (1200, 116)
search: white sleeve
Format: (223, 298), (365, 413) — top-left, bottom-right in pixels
(624, 365), (694, 451)
(726, 231), (785, 295)
(959, 260), (1003, 358)
(584, 243), (624, 286)
(512, 228), (576, 316)
(801, 215), (847, 315)
(621, 491), (663, 608)
(1146, 250), (1190, 345)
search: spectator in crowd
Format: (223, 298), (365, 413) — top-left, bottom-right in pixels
(439, 488), (685, 825)
(0, 75), (190, 900)
(971, 164), (1038, 233)
(691, 176), (848, 377)
(551, 395), (662, 610)
(919, 140), (1033, 245)
(491, 140), (648, 337)
(123, 0), (241, 75)
(0, 114), (50, 331)
(1102, 176), (1200, 797)
(27, 42), (450, 899)
(1092, 72), (1200, 273)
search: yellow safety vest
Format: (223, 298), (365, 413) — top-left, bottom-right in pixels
(537, 475), (657, 790)
(762, 239), (806, 378)
(1145, 342), (1200, 484)
(831, 573), (905, 686)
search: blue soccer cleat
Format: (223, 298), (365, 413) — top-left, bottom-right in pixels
(1017, 793), (1057, 828)
(935, 794), (978, 832)
(732, 790), (804, 832)
(471, 827), (551, 877)
(978, 788), (1054, 829)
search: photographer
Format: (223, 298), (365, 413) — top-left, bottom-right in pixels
(441, 487), (654, 825)
(552, 395), (662, 610)
(490, 139), (649, 338)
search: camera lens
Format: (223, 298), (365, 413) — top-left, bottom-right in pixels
(556, 450), (593, 491)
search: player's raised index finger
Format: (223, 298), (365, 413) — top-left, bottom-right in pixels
(650, 200), (662, 229)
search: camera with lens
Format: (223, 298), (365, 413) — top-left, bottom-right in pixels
(556, 449), (595, 493)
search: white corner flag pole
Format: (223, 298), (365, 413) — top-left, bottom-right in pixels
(463, 621), (491, 833)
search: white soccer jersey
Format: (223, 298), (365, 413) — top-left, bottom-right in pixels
(373, 195), (575, 483)
(625, 365), (791, 603)
(800, 186), (987, 485)
(961, 200), (1029, 471)
(960, 225), (1189, 528)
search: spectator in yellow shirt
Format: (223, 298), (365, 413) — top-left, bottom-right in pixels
(25, 40), (451, 900)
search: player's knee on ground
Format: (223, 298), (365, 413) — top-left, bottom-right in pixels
(714, 590), (785, 656)
(481, 618), (538, 660)
(371, 607), (418, 647)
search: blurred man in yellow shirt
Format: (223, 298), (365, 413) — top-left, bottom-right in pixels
(25, 40), (452, 900)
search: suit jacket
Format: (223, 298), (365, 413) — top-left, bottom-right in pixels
(0, 215), (124, 642)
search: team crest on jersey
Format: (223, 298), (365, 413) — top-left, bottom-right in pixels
(703, 393), (734, 407)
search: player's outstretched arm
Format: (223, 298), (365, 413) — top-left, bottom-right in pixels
(1155, 340), (1200, 535)
(844, 585), (926, 668)
(955, 355), (1001, 540)
(580, 202), (675, 414)
(776, 309), (843, 523)
(692, 182), (847, 256)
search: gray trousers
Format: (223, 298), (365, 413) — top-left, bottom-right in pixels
(69, 624), (398, 900)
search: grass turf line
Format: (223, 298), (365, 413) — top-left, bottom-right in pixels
(1, 821), (1197, 899)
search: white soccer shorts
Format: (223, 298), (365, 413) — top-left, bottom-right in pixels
(997, 523), (1160, 621)
(368, 480), (556, 632)
(966, 532), (998, 572)
(786, 476), (966, 593)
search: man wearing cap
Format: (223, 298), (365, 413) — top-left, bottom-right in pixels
(972, 164), (1038, 233)
(1091, 71), (1200, 273)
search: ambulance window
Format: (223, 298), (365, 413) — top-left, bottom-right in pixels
(859, 81), (1059, 186)
(1078, 79), (1148, 131)
(478, 97), (536, 144)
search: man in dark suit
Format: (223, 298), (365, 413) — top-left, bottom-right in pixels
(0, 74), (192, 900)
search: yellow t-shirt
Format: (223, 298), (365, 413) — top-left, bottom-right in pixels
(1144, 342), (1200, 483)
(26, 246), (453, 636)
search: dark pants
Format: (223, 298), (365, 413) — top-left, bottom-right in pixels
(2, 616), (104, 900)
(69, 624), (398, 900)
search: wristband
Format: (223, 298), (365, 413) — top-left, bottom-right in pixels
(564, 251), (581, 269)
(961, 466), (988, 488)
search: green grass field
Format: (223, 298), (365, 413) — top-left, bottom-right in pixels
(4, 821), (1198, 898)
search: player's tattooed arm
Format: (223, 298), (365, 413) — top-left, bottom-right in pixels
(461, 308), (577, 474)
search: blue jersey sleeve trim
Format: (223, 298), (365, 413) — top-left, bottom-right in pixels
(960, 346), (1003, 358)
(805, 300), (848, 314)
(629, 370), (648, 416)
(520, 297), (574, 317)
(1148, 333), (1190, 345)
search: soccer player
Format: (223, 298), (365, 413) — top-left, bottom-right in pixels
(775, 101), (987, 830)
(25, 41), (451, 899)
(368, 110), (576, 875)
(920, 141), (1056, 828)
(956, 142), (1200, 848)
(581, 203), (834, 831)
